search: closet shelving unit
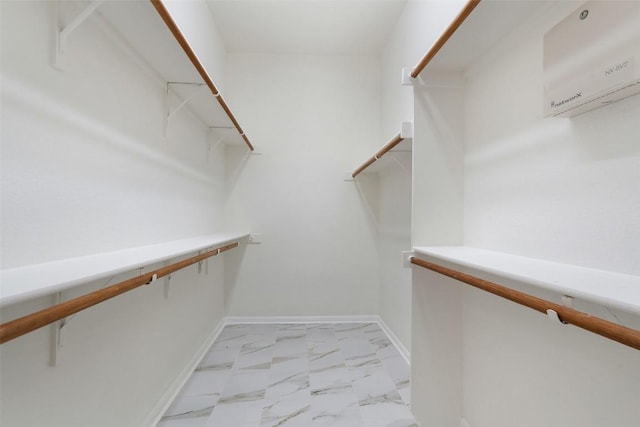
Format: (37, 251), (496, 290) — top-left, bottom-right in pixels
(351, 122), (413, 178)
(0, 232), (250, 309)
(0, 0), (257, 343)
(96, 0), (254, 150)
(408, 0), (640, 349)
(0, 233), (250, 344)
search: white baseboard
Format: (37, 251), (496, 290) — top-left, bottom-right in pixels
(224, 315), (380, 325)
(142, 318), (226, 427)
(375, 316), (410, 365)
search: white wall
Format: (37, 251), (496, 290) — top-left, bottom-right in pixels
(1, 2), (228, 425)
(461, 2), (640, 426)
(163, 0), (228, 90)
(379, 0), (467, 357)
(410, 1), (640, 426)
(222, 53), (380, 317)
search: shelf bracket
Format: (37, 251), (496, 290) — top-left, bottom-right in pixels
(54, 0), (104, 68)
(163, 261), (171, 299)
(402, 251), (415, 268)
(49, 292), (64, 367)
(164, 82), (206, 136)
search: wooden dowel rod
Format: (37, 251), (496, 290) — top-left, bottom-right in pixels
(352, 133), (404, 178)
(149, 0), (254, 151)
(0, 242), (239, 345)
(410, 256), (640, 351)
(411, 0), (481, 79)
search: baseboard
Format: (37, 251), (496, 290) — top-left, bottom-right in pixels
(224, 315), (380, 325)
(142, 318), (226, 427)
(224, 315), (410, 365)
(375, 316), (410, 365)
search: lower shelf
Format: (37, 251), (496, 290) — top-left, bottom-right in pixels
(0, 232), (250, 307)
(412, 246), (640, 315)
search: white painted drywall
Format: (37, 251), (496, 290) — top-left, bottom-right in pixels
(163, 0), (228, 90)
(411, 1), (640, 426)
(378, 0), (468, 353)
(222, 53), (380, 317)
(0, 2), (228, 425)
(460, 2), (640, 426)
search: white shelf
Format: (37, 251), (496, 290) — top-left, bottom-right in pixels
(412, 246), (640, 315)
(418, 1), (553, 73)
(0, 232), (250, 308)
(96, 1), (247, 147)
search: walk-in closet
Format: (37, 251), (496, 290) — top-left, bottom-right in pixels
(1, 1), (639, 426)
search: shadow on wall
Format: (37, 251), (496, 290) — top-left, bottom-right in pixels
(223, 240), (249, 310)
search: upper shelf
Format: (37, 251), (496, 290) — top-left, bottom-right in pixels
(0, 232), (250, 308)
(96, 0), (253, 150)
(412, 0), (553, 75)
(351, 122), (413, 178)
(413, 246), (640, 316)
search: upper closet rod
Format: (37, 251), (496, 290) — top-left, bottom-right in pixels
(149, 0), (254, 151)
(0, 242), (239, 345)
(410, 256), (640, 351)
(410, 0), (481, 78)
(352, 133), (404, 178)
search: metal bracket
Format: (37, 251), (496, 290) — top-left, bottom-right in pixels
(54, 0), (104, 68)
(49, 292), (65, 366)
(163, 261), (171, 299)
(401, 67), (415, 86)
(402, 251), (415, 268)
(164, 82), (206, 136)
(546, 295), (574, 325)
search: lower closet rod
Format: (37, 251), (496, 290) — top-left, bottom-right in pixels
(0, 242), (239, 345)
(410, 256), (640, 351)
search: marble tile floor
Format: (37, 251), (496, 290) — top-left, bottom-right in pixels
(157, 322), (416, 427)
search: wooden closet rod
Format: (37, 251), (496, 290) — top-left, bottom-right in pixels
(410, 256), (640, 351)
(149, 0), (254, 151)
(352, 133), (404, 178)
(411, 0), (481, 79)
(0, 242), (239, 345)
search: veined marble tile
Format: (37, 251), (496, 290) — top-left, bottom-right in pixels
(309, 365), (352, 396)
(265, 363), (310, 401)
(260, 398), (311, 427)
(234, 336), (275, 370)
(206, 400), (264, 427)
(309, 392), (364, 427)
(349, 365), (399, 405)
(337, 336), (376, 361)
(157, 416), (209, 427)
(161, 393), (219, 423)
(179, 370), (231, 398)
(368, 336), (398, 357)
(273, 335), (308, 358)
(218, 370), (269, 404)
(379, 354), (410, 393)
(359, 398), (417, 427)
(198, 347), (241, 371)
(308, 342), (344, 372)
(159, 323), (417, 427)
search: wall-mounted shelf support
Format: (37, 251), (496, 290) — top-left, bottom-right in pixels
(164, 82), (206, 135)
(49, 292), (63, 366)
(351, 121), (413, 178)
(54, 0), (104, 68)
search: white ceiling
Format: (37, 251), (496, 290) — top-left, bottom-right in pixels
(205, 0), (408, 55)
